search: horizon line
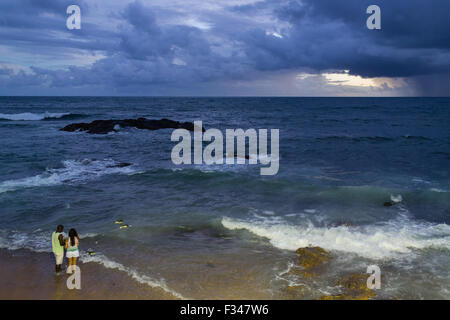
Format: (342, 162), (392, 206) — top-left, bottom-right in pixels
(1, 95), (449, 98)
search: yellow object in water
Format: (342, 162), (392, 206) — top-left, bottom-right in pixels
(120, 224), (129, 229)
(114, 219), (123, 224)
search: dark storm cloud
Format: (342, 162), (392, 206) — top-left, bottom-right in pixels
(233, 0), (450, 78)
(297, 0), (450, 50)
(0, 1), (253, 89)
(0, 0), (449, 95)
(118, 2), (210, 62)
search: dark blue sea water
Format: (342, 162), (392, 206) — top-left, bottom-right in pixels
(0, 97), (449, 299)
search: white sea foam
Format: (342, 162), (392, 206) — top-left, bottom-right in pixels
(0, 112), (71, 121)
(0, 159), (136, 193)
(412, 178), (431, 184)
(81, 253), (186, 299)
(0, 230), (99, 252)
(0, 230), (50, 252)
(78, 233), (99, 239)
(221, 215), (450, 260)
(390, 194), (403, 203)
(430, 188), (447, 193)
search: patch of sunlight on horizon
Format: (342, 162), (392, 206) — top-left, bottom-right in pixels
(297, 70), (406, 89)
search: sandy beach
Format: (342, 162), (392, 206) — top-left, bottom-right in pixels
(0, 248), (178, 300)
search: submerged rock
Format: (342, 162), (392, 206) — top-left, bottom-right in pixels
(283, 285), (307, 299)
(319, 273), (376, 300)
(286, 267), (318, 279)
(117, 162), (131, 168)
(283, 248), (377, 299)
(284, 248), (376, 299)
(334, 221), (352, 227)
(383, 201), (394, 207)
(107, 162), (131, 168)
(60, 118), (203, 134)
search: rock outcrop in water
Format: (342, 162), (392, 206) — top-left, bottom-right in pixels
(319, 273), (376, 300)
(281, 246), (332, 298)
(296, 246), (331, 270)
(285, 246), (332, 279)
(282, 247), (377, 300)
(107, 162), (132, 168)
(60, 118), (203, 134)
(282, 247), (378, 299)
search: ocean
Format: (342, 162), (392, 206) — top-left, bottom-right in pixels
(0, 97), (449, 299)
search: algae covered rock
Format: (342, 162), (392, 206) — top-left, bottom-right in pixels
(319, 273), (376, 300)
(283, 285), (307, 299)
(286, 267), (318, 279)
(295, 246), (331, 270)
(282, 246), (332, 280)
(339, 273), (370, 291)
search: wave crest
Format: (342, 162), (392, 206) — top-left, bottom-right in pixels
(0, 159), (136, 194)
(0, 112), (84, 121)
(221, 215), (450, 259)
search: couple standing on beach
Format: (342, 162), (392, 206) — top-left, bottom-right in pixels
(51, 225), (80, 274)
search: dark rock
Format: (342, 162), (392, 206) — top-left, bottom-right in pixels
(383, 201), (393, 207)
(107, 162), (132, 168)
(335, 221), (352, 227)
(60, 118), (204, 134)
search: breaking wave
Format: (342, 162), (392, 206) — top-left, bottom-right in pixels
(0, 159), (136, 194)
(0, 230), (98, 252)
(221, 214), (450, 260)
(0, 112), (84, 121)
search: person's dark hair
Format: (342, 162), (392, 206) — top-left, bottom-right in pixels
(57, 225), (64, 232)
(68, 228), (78, 247)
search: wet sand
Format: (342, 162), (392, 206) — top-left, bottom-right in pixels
(0, 249), (178, 299)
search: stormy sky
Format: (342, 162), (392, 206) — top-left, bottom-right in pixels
(0, 0), (449, 96)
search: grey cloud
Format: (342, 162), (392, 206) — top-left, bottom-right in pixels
(0, 0), (449, 95)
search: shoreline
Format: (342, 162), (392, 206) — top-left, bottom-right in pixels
(0, 246), (379, 300)
(0, 248), (179, 300)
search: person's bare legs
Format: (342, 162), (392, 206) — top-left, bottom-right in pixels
(67, 257), (73, 273)
(72, 257), (78, 273)
(55, 256), (61, 273)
